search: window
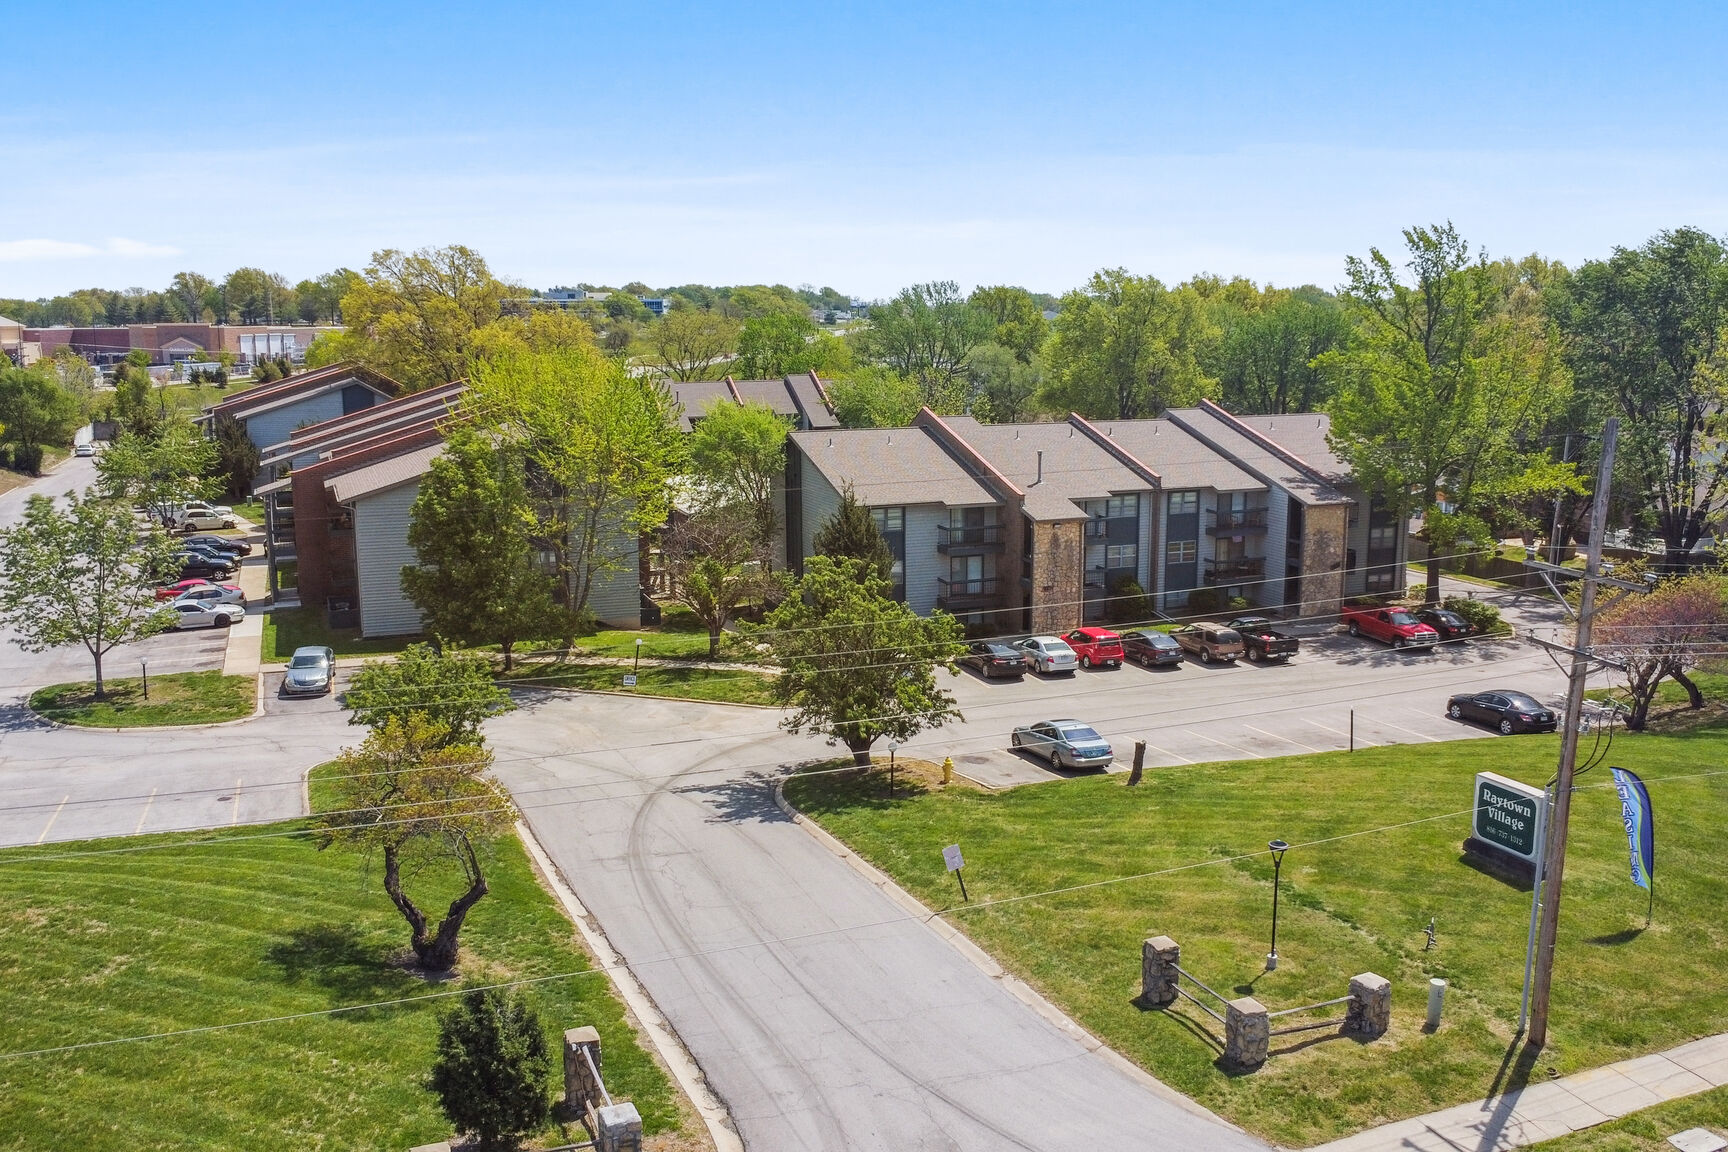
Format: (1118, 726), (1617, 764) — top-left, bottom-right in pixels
(1365, 570), (1395, 592)
(871, 507), (904, 534)
(1106, 494), (1138, 519)
(1368, 525), (1398, 550)
(1106, 543), (1137, 569)
(1166, 540), (1197, 564)
(1167, 491), (1198, 516)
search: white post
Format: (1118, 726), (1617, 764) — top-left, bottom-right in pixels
(1519, 782), (1553, 1033)
(1427, 978), (1447, 1030)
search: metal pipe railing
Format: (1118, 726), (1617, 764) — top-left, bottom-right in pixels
(1265, 995), (1352, 1018)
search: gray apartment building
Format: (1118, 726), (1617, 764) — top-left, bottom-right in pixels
(784, 400), (1406, 632)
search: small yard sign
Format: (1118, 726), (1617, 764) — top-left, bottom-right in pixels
(942, 844), (965, 872)
(1472, 772), (1545, 862)
(622, 674), (637, 687)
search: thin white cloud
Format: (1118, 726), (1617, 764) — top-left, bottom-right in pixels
(107, 237), (181, 257)
(0, 238), (101, 261)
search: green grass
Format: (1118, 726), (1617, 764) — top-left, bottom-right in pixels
(1531, 1086), (1728, 1150)
(158, 378), (259, 414)
(564, 603), (760, 663)
(230, 498), (266, 526)
(785, 729), (1728, 1147)
(499, 659), (775, 706)
(262, 606), (422, 663)
(29, 672), (255, 727)
(0, 818), (685, 1151)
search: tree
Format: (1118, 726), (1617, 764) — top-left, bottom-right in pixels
(827, 366), (921, 428)
(760, 556), (966, 765)
(687, 399), (790, 547)
(169, 272), (216, 322)
(733, 312), (820, 378)
(0, 490), (176, 697)
(1320, 223), (1578, 602)
(314, 716), (510, 971)
(347, 643), (511, 745)
(1041, 269), (1216, 419)
(96, 418), (221, 526)
(963, 342), (1041, 422)
(112, 352), (159, 436)
(968, 285), (1049, 362)
(663, 506), (780, 658)
(429, 988), (552, 1152)
(0, 364), (83, 474)
(222, 267), (295, 325)
(642, 305), (740, 381)
(468, 346), (684, 624)
(1210, 286), (1350, 414)
(857, 282), (994, 408)
(338, 245), (518, 390)
(1552, 228), (1728, 568)
(1595, 571), (1728, 730)
(811, 489), (892, 581)
(401, 428), (558, 670)
(211, 413), (261, 500)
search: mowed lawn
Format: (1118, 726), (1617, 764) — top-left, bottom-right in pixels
(785, 727), (1728, 1148)
(0, 826), (686, 1150)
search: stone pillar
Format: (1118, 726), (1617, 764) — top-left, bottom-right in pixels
(595, 1102), (644, 1152)
(563, 1026), (603, 1112)
(1346, 972), (1391, 1038)
(1224, 996), (1269, 1068)
(1140, 936), (1180, 1006)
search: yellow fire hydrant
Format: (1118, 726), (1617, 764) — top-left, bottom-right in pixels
(941, 756), (954, 785)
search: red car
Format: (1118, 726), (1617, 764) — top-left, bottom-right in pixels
(155, 578), (241, 602)
(1063, 627), (1126, 669)
(1341, 605), (1439, 650)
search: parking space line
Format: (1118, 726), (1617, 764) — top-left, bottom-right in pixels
(134, 787), (157, 835)
(35, 796), (69, 845)
(1303, 718), (1376, 747)
(231, 778), (243, 825)
(1373, 718), (1442, 743)
(1243, 724), (1323, 753)
(1183, 729), (1262, 759)
(1140, 739), (1193, 765)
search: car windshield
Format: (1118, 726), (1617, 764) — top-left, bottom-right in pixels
(1388, 611), (1420, 625)
(289, 655), (328, 669)
(1058, 725), (1102, 742)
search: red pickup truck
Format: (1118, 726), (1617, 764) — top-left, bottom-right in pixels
(1342, 605), (1439, 649)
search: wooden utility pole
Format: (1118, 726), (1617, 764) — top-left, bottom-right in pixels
(1526, 417), (1619, 1048)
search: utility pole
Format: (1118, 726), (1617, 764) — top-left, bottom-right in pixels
(1526, 417), (1618, 1048)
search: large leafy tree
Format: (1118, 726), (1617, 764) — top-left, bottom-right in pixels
(1595, 571), (1728, 730)
(222, 267), (295, 325)
(963, 342), (1041, 422)
(688, 398), (790, 548)
(1321, 223), (1577, 602)
(857, 281), (994, 409)
(211, 412), (261, 500)
(401, 428), (557, 670)
(643, 304), (740, 381)
(826, 366), (921, 429)
(811, 489), (893, 580)
(1551, 228), (1728, 568)
(1209, 285), (1350, 414)
(0, 363), (84, 474)
(0, 490), (176, 696)
(314, 716), (511, 971)
(96, 416), (221, 526)
(968, 285), (1049, 363)
(346, 643), (512, 746)
(761, 556), (966, 765)
(337, 245), (519, 390)
(663, 506), (781, 658)
(430, 989), (552, 1151)
(1040, 269), (1216, 419)
(468, 346), (684, 624)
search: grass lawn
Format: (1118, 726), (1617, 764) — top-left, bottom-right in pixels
(229, 498), (266, 526)
(785, 728), (1728, 1148)
(1531, 1085), (1728, 1150)
(0, 822), (689, 1150)
(567, 603), (762, 663)
(262, 606), (422, 663)
(158, 379), (259, 414)
(29, 671), (255, 727)
(500, 659), (775, 706)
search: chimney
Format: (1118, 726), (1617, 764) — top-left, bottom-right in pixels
(1035, 450), (1044, 486)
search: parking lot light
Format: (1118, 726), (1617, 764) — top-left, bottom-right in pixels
(887, 738), (900, 798)
(140, 658), (148, 701)
(633, 637), (643, 676)
(1267, 838), (1290, 971)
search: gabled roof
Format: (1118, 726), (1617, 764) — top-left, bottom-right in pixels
(941, 416), (1149, 521)
(790, 425), (1002, 508)
(672, 373), (838, 432)
(260, 382), (465, 469)
(1086, 417), (1266, 494)
(204, 363), (401, 423)
(1164, 401), (1353, 506)
(325, 443), (444, 504)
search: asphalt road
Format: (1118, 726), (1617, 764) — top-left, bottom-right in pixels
(490, 692), (1268, 1152)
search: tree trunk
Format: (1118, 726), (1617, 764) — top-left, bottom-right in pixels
(501, 640), (514, 673)
(709, 623), (722, 660)
(92, 650), (106, 700)
(1425, 553), (1442, 606)
(1672, 667), (1706, 710)
(846, 734), (874, 767)
(381, 844), (489, 972)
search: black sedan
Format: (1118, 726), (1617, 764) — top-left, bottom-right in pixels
(1416, 608), (1474, 642)
(961, 640), (1028, 679)
(184, 534), (252, 558)
(181, 543), (239, 569)
(1446, 689), (1557, 734)
(173, 553), (234, 580)
(1119, 629), (1184, 667)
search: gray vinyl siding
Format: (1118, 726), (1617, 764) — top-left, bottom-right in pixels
(799, 463), (842, 563)
(1345, 498), (1369, 598)
(244, 391), (348, 452)
(903, 505), (943, 615)
(580, 517), (641, 629)
(1265, 488), (1290, 606)
(769, 471), (788, 572)
(1138, 491), (1154, 592)
(353, 481), (425, 638)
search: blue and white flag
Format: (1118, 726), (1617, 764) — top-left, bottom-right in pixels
(1609, 767), (1654, 891)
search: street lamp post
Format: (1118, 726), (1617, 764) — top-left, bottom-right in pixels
(140, 658), (149, 701)
(633, 637), (643, 676)
(887, 738), (900, 798)
(1266, 839), (1289, 971)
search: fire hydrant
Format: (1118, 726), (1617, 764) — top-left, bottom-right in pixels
(941, 756), (954, 786)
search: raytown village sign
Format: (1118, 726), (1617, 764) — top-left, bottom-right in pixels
(1470, 771), (1547, 869)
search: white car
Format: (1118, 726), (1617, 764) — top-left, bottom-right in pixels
(169, 600), (244, 629)
(174, 583), (246, 608)
(175, 508), (237, 531)
(1016, 635), (1079, 675)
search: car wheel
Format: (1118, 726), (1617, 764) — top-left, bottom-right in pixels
(1048, 747), (1061, 767)
(1200, 648), (1212, 664)
(1348, 621), (1360, 636)
(1448, 703), (1463, 720)
(1010, 732), (1020, 748)
(216, 614), (233, 627)
(1393, 637), (1405, 650)
(1246, 648), (1260, 662)
(1499, 718), (1515, 735)
(1081, 655), (1092, 668)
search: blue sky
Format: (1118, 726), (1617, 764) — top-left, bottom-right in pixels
(4, 1), (1727, 299)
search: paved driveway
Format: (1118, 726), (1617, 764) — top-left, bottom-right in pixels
(490, 692), (1266, 1152)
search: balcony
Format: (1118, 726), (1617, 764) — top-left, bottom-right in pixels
(1206, 507), (1269, 535)
(937, 523), (1005, 554)
(1203, 556), (1267, 586)
(937, 576), (1006, 611)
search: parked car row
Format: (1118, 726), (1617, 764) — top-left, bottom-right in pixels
(961, 620), (1303, 678)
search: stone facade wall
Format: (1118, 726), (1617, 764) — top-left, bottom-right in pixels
(1029, 519), (1084, 634)
(1299, 504), (1351, 617)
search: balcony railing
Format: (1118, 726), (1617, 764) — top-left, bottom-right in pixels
(1203, 556), (1267, 585)
(937, 576), (1005, 611)
(1206, 507), (1269, 535)
(937, 523), (1005, 553)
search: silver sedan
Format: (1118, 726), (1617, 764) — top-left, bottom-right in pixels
(1010, 719), (1115, 770)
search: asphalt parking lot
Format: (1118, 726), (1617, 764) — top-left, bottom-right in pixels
(261, 669), (354, 715)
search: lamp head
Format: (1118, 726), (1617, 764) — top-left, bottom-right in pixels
(1268, 838), (1289, 863)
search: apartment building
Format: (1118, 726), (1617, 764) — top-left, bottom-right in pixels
(784, 400), (1405, 631)
(201, 362), (401, 451)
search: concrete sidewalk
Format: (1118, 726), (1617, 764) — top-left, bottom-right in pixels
(221, 612), (263, 678)
(1311, 1032), (1728, 1151)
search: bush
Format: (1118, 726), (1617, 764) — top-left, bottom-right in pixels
(1443, 596), (1505, 635)
(11, 443), (44, 475)
(1227, 596), (1251, 612)
(1106, 577), (1152, 624)
(428, 988), (551, 1152)
(1184, 587), (1221, 616)
(1405, 583), (1427, 602)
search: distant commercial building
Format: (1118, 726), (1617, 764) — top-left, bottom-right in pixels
(22, 323), (338, 368)
(0, 315), (37, 366)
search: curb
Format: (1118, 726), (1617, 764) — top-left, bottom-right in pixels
(514, 820), (744, 1152)
(770, 778), (1255, 1138)
(513, 683), (779, 711)
(22, 670), (269, 732)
